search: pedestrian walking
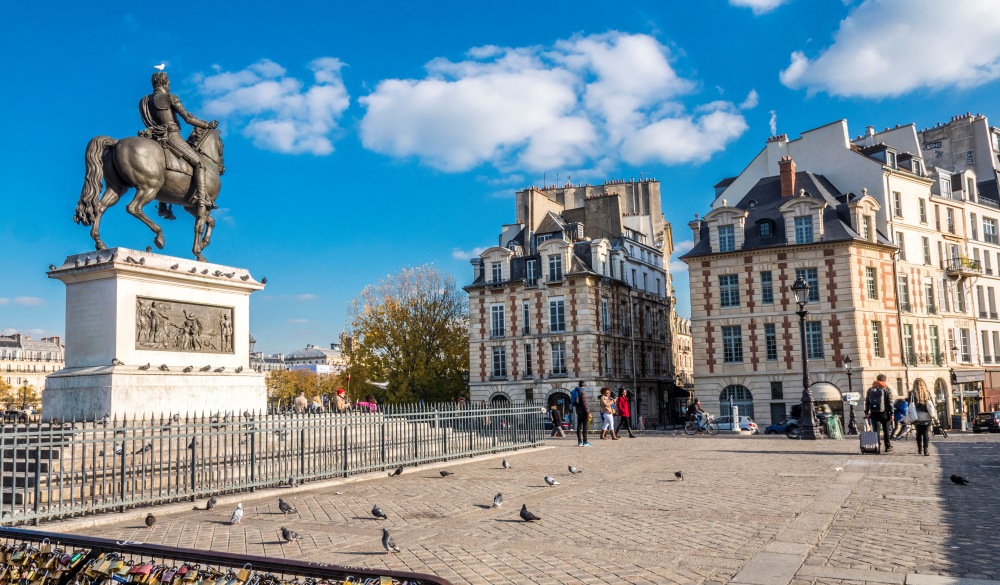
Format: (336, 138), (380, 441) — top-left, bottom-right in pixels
(310, 395), (324, 413)
(616, 388), (636, 438)
(864, 374), (894, 452)
(333, 388), (348, 412)
(549, 405), (566, 438)
(599, 387), (618, 440)
(891, 398), (908, 440)
(907, 379), (937, 456)
(570, 381), (592, 447)
(293, 391), (308, 414)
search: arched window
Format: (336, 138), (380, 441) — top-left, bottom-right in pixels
(719, 385), (755, 419)
(489, 394), (511, 407)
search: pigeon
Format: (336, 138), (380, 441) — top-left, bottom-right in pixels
(145, 246), (152, 253)
(389, 466), (403, 477)
(280, 527), (300, 543)
(200, 365), (212, 372)
(189, 267), (198, 273)
(440, 470), (454, 477)
(205, 497), (218, 510)
(111, 358), (124, 366)
(372, 504), (387, 520)
(288, 475), (299, 488)
(278, 498), (296, 515)
(951, 474), (970, 486)
(159, 364), (169, 371)
(240, 275), (250, 281)
(48, 264), (57, 271)
(84, 256), (91, 265)
(502, 459), (510, 469)
(214, 367), (225, 373)
(145, 513), (156, 528)
(126, 256), (139, 264)
(154, 63), (165, 71)
(214, 270), (223, 277)
(74, 257), (82, 267)
(224, 272), (235, 278)
(187, 439), (197, 450)
(230, 503), (244, 524)
(381, 528), (400, 554)
(201, 269), (209, 275)
(139, 257), (145, 265)
(492, 493), (503, 509)
(114, 443), (123, 456)
(544, 476), (559, 487)
(261, 277), (267, 285)
(170, 264), (179, 270)
(235, 366), (244, 373)
(674, 471), (684, 481)
(134, 442), (152, 454)
(138, 363), (151, 371)
(183, 366), (194, 373)
(520, 504), (541, 521)
(568, 466), (581, 474)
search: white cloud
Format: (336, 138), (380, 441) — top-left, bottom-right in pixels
(0, 297), (43, 307)
(359, 32), (748, 173)
(669, 259), (690, 273)
(295, 294), (319, 301)
(197, 58), (350, 155)
(452, 247), (488, 260)
(739, 89), (759, 110)
(673, 239), (694, 254)
(620, 107), (748, 165)
(729, 0), (791, 14)
(780, 0), (1000, 97)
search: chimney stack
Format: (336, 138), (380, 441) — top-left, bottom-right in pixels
(779, 156), (796, 197)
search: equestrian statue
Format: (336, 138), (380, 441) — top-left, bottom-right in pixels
(74, 70), (225, 261)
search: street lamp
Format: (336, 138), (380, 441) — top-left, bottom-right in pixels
(792, 277), (822, 440)
(843, 355), (858, 435)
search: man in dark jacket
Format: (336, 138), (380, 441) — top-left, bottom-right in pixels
(864, 374), (894, 452)
(572, 382), (592, 447)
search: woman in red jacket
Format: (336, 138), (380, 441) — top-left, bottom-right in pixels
(616, 388), (636, 438)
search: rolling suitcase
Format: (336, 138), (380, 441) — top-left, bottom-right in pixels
(859, 420), (880, 454)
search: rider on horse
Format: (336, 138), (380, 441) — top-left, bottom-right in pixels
(139, 71), (218, 220)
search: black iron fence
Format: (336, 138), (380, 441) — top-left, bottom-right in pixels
(0, 402), (545, 524)
(0, 526), (451, 584)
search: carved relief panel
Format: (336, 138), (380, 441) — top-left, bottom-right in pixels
(135, 297), (235, 354)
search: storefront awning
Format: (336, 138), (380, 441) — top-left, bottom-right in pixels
(810, 382), (843, 402)
(952, 369), (986, 384)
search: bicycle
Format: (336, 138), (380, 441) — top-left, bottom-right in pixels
(683, 413), (719, 435)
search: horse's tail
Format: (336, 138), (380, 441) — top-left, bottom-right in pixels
(74, 136), (118, 227)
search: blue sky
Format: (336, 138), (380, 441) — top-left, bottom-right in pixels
(3, 0), (1000, 354)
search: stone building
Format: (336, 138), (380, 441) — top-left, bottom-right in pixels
(465, 179), (683, 426)
(0, 333), (65, 405)
(682, 119), (965, 427)
(284, 343), (348, 374)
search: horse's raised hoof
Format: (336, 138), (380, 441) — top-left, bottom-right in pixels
(195, 254), (206, 262)
(95, 242), (107, 251)
(153, 234), (165, 250)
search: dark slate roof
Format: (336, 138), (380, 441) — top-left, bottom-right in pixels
(714, 177), (737, 189)
(979, 178), (1000, 205)
(682, 171), (893, 259)
(535, 211), (566, 235)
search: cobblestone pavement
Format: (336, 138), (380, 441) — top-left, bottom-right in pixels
(52, 431), (1000, 585)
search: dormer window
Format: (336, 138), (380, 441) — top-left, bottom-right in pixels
(490, 262), (503, 283)
(794, 216), (814, 244)
(718, 224), (735, 252)
(887, 151), (897, 170)
(758, 220), (773, 238)
(548, 254), (563, 282)
(861, 215), (873, 241)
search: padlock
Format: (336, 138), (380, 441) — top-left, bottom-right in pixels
(236, 565), (251, 583)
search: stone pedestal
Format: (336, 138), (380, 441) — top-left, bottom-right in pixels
(44, 248), (266, 421)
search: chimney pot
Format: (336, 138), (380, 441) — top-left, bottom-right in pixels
(778, 156), (796, 197)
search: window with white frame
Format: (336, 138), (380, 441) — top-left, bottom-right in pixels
(547, 254), (563, 281)
(761, 271), (774, 304)
(806, 321), (824, 359)
(922, 237), (931, 265)
(872, 321), (884, 358)
(550, 342), (567, 375)
(896, 232), (906, 260)
(719, 274), (740, 308)
(862, 215), (872, 240)
(526, 259), (538, 286)
(764, 323), (778, 361)
(718, 224), (735, 252)
(794, 216), (814, 244)
(893, 191), (903, 218)
(491, 347), (507, 377)
(549, 298), (565, 332)
(721, 325), (743, 363)
(919, 198), (927, 223)
(490, 262), (503, 283)
(903, 324), (915, 364)
(490, 304), (505, 338)
(866, 266), (878, 299)
(524, 344), (533, 376)
(959, 328), (971, 362)
(985, 218), (998, 244)
(601, 299), (610, 332)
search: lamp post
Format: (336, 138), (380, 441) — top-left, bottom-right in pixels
(950, 344), (965, 431)
(844, 355), (857, 435)
(792, 277), (822, 440)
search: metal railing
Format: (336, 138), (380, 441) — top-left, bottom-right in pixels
(0, 403), (544, 524)
(0, 526), (451, 584)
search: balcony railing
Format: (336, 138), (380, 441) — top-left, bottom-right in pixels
(927, 304), (938, 315)
(907, 352), (945, 367)
(946, 257), (982, 277)
(899, 300), (912, 313)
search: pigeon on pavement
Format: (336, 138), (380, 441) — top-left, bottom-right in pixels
(138, 363), (151, 371)
(544, 476), (559, 487)
(145, 513), (156, 528)
(381, 528), (400, 554)
(520, 504), (541, 521)
(502, 459), (510, 469)
(492, 493), (503, 508)
(675, 471), (684, 481)
(372, 504), (387, 520)
(205, 497), (217, 510)
(288, 475), (299, 488)
(951, 474), (970, 485)
(389, 465), (403, 477)
(568, 466), (581, 474)
(440, 470), (454, 477)
(278, 498), (296, 515)
(135, 442), (152, 454)
(280, 527), (300, 543)
(230, 503), (244, 524)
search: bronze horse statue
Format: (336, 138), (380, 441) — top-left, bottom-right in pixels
(73, 128), (224, 261)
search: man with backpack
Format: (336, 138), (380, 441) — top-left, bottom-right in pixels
(570, 381), (592, 447)
(864, 374), (894, 452)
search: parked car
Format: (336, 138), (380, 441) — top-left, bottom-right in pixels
(715, 415), (759, 434)
(765, 417), (799, 435)
(973, 411), (1000, 433)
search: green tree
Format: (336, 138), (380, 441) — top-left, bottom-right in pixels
(346, 265), (469, 403)
(0, 379), (15, 410)
(16, 384), (39, 409)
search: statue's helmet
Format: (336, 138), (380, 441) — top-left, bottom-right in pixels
(151, 71), (170, 88)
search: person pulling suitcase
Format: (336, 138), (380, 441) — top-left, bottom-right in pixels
(864, 374), (894, 453)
